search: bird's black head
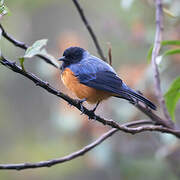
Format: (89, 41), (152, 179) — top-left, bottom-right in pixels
(59, 47), (85, 65)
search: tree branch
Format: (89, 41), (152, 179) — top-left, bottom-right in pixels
(151, 0), (173, 127)
(0, 120), (155, 171)
(0, 57), (180, 138)
(72, 0), (106, 61)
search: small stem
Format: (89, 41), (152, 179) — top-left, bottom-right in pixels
(151, 0), (173, 128)
(72, 0), (106, 61)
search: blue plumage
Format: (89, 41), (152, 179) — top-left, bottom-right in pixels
(59, 47), (156, 110)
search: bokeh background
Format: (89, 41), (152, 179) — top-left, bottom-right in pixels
(0, 0), (180, 179)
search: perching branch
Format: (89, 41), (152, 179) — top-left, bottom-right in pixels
(0, 120), (156, 171)
(151, 0), (173, 127)
(0, 57), (180, 138)
(72, 0), (106, 61)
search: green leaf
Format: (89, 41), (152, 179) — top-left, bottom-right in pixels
(22, 39), (59, 68)
(24, 39), (48, 58)
(161, 40), (180, 46)
(19, 57), (25, 71)
(147, 46), (153, 63)
(147, 40), (180, 62)
(163, 49), (180, 57)
(164, 76), (180, 121)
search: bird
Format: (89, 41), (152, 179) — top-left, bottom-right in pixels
(59, 46), (156, 113)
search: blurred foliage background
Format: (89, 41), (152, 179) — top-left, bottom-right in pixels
(0, 0), (180, 179)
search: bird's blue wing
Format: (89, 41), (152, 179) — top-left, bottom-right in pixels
(78, 71), (124, 94)
(68, 55), (156, 110)
(69, 56), (125, 95)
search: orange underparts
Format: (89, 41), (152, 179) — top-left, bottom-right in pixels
(61, 68), (112, 104)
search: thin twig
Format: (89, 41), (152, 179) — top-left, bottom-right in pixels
(122, 119), (154, 127)
(0, 120), (155, 171)
(0, 24), (59, 68)
(0, 128), (117, 170)
(72, 0), (106, 61)
(0, 57), (180, 138)
(151, 0), (173, 127)
(107, 42), (112, 66)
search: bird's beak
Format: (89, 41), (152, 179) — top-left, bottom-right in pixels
(58, 56), (66, 61)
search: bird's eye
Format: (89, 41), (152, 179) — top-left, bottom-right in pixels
(66, 54), (73, 59)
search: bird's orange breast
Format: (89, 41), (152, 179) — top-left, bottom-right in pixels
(61, 68), (111, 104)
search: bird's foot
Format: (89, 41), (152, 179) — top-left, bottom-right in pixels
(88, 116), (96, 121)
(87, 102), (100, 120)
(76, 98), (87, 114)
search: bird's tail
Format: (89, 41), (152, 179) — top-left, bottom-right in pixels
(116, 84), (156, 110)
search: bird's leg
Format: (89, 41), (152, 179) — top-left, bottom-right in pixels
(87, 102), (100, 120)
(91, 101), (100, 113)
(77, 98), (87, 113)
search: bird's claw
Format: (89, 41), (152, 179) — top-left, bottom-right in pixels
(91, 107), (97, 114)
(76, 98), (86, 114)
(88, 112), (97, 121)
(91, 101), (100, 114)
